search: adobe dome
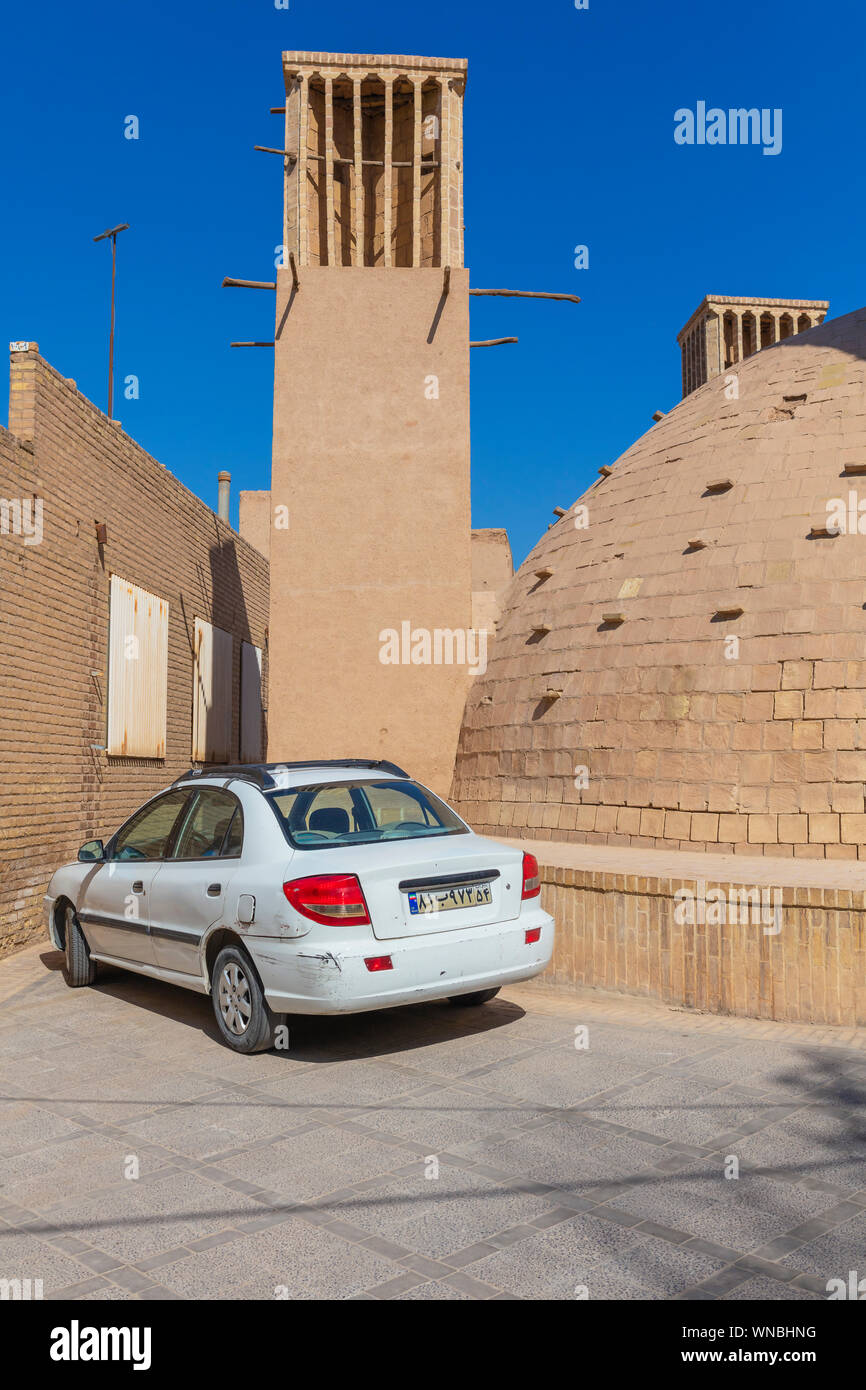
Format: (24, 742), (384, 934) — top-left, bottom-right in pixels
(452, 305), (866, 860)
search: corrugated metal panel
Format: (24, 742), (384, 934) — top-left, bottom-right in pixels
(107, 575), (169, 758)
(240, 641), (263, 763)
(192, 618), (233, 762)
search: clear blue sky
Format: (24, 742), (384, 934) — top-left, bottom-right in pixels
(2, 0), (862, 564)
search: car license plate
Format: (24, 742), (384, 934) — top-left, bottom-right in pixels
(407, 883), (492, 915)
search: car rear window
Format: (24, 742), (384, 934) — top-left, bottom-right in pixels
(266, 779), (469, 849)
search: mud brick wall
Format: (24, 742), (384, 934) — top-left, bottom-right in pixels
(0, 347), (269, 958)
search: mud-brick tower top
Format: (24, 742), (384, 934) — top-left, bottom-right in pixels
(281, 52), (466, 269)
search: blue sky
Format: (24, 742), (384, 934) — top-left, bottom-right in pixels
(2, 0), (863, 564)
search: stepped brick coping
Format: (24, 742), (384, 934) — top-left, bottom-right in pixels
(500, 836), (866, 894)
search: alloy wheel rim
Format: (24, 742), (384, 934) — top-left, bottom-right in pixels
(218, 962), (251, 1035)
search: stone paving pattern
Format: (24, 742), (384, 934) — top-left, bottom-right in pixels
(1, 944), (865, 1300)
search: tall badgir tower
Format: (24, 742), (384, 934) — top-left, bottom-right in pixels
(267, 52), (472, 793)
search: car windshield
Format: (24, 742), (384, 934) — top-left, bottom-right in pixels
(266, 779), (469, 849)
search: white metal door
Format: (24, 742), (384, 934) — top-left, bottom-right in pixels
(192, 618), (233, 762)
(240, 641), (263, 762)
(107, 575), (168, 758)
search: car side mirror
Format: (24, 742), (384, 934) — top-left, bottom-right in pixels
(78, 839), (105, 863)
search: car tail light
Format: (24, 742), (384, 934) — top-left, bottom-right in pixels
(521, 852), (540, 900)
(525, 927), (541, 945)
(283, 874), (371, 926)
(364, 956), (393, 972)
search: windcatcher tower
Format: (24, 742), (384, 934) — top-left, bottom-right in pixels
(678, 295), (828, 397)
(269, 53), (470, 792)
(281, 52), (465, 270)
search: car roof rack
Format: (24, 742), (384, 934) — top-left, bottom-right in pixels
(172, 759), (411, 790)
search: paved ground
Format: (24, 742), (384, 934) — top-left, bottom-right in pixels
(1, 942), (865, 1301)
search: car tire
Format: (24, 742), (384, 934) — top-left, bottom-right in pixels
(447, 987), (500, 1007)
(211, 945), (282, 1054)
(63, 904), (96, 988)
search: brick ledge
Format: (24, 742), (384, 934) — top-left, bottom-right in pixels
(498, 835), (866, 892)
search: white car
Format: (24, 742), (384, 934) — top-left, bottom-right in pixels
(45, 760), (554, 1053)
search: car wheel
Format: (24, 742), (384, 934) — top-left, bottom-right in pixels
(447, 987), (500, 1007)
(63, 904), (96, 987)
(211, 945), (281, 1054)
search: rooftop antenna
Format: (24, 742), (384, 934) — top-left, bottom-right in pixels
(92, 223), (129, 418)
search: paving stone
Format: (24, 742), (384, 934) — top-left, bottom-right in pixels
(32, 1066), (223, 1126)
(37, 1170), (263, 1262)
(377, 1031), (541, 1079)
(356, 1084), (543, 1149)
(251, 1061), (433, 1118)
(77, 1284), (138, 1299)
(0, 1103), (85, 1158)
(469, 1213), (649, 1298)
(243, 1221), (397, 1300)
(334, 1168), (554, 1258)
(215, 1128), (410, 1202)
(481, 1052), (649, 1108)
(605, 1178), (787, 1250)
(778, 1209), (866, 1281)
(720, 1275), (821, 1300)
(0, 1130), (174, 1211)
(452, 1120), (662, 1200)
(0, 1231), (97, 1294)
(120, 1094), (294, 1159)
(392, 1278), (475, 1299)
(590, 1239), (729, 1299)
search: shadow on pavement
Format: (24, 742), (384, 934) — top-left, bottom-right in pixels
(38, 948), (526, 1064)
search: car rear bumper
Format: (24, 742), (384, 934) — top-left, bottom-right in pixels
(247, 906), (554, 1014)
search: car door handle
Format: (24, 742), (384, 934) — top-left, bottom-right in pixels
(132, 881), (144, 894)
(207, 883), (222, 896)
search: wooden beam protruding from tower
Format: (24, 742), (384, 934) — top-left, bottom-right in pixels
(222, 278), (277, 290)
(469, 289), (581, 304)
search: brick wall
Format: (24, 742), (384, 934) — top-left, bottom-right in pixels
(0, 347), (269, 959)
(536, 864), (866, 1027)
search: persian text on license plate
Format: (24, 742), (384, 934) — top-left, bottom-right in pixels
(407, 883), (493, 915)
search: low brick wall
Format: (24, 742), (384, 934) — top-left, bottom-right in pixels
(535, 863), (866, 1028)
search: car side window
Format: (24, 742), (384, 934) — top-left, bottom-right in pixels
(112, 790), (191, 862)
(171, 789), (243, 860)
(222, 807), (243, 858)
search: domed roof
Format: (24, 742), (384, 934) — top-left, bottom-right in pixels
(453, 306), (866, 859)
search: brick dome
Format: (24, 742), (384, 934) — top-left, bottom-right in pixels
(452, 306), (866, 860)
